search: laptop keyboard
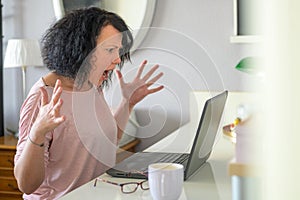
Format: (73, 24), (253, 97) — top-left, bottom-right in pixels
(159, 153), (189, 164)
(139, 153), (190, 173)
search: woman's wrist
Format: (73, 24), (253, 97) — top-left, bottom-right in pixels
(121, 98), (134, 113)
(28, 128), (46, 147)
(28, 134), (44, 147)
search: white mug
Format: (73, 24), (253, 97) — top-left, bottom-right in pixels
(148, 163), (184, 200)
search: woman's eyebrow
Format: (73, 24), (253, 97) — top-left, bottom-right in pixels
(101, 39), (122, 47)
(103, 44), (123, 49)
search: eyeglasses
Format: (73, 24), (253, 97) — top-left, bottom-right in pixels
(94, 178), (149, 194)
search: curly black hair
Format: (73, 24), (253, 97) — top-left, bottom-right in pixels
(41, 7), (133, 88)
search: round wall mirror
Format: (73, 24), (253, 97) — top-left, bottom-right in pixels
(52, 0), (156, 52)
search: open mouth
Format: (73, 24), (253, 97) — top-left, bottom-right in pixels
(102, 70), (113, 80)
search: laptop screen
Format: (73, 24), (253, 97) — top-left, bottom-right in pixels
(185, 91), (228, 179)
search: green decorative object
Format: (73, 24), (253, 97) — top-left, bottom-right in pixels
(235, 56), (262, 75)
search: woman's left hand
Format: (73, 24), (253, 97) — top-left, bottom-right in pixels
(115, 60), (164, 108)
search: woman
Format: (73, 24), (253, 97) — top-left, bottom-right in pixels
(14, 7), (163, 199)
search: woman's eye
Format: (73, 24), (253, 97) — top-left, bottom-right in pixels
(106, 48), (115, 53)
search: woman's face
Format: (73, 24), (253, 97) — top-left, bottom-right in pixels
(89, 25), (123, 87)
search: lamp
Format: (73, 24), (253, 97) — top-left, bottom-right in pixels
(4, 39), (43, 99)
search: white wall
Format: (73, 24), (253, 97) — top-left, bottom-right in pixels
(2, 0), (261, 150)
(105, 0), (262, 150)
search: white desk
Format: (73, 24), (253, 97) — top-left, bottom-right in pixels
(60, 123), (235, 200)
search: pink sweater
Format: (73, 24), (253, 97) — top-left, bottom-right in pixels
(15, 78), (118, 199)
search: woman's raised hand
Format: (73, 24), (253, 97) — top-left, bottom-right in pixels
(31, 79), (66, 136)
(115, 60), (164, 108)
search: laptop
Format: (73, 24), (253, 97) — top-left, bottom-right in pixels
(106, 90), (228, 181)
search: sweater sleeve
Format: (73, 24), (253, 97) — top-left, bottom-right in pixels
(14, 80), (53, 165)
(14, 88), (42, 163)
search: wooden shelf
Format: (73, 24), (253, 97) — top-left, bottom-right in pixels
(230, 35), (263, 43)
(116, 138), (140, 163)
(0, 135), (18, 150)
(0, 135), (22, 200)
(118, 138), (140, 153)
(228, 160), (260, 177)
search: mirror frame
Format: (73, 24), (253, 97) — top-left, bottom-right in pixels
(52, 0), (156, 52)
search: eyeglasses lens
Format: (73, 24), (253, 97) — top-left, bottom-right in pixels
(122, 183), (139, 193)
(141, 181), (149, 190)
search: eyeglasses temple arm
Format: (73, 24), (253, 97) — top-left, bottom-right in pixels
(94, 178), (122, 187)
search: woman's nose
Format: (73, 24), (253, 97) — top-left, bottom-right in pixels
(112, 56), (121, 64)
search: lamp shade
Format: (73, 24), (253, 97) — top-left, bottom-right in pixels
(4, 39), (44, 68)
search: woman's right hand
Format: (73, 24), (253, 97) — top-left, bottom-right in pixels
(31, 79), (66, 137)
